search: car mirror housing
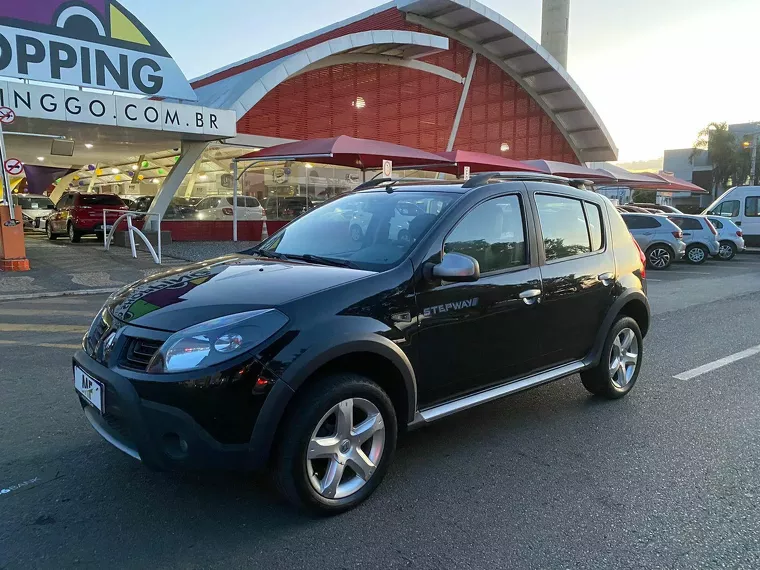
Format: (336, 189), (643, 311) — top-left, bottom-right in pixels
(432, 253), (480, 283)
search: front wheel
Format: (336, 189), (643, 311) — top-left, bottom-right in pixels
(685, 244), (708, 264)
(46, 223), (57, 240)
(717, 241), (737, 261)
(274, 373), (397, 515)
(68, 222), (82, 243)
(581, 316), (643, 399)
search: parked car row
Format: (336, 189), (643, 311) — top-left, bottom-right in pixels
(621, 211), (744, 269)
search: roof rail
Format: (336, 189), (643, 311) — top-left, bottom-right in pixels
(461, 171), (570, 189)
(353, 177), (460, 192)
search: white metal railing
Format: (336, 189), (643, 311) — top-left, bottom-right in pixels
(103, 210), (162, 265)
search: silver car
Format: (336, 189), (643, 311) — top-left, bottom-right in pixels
(13, 195), (55, 231)
(667, 214), (720, 264)
(706, 216), (745, 260)
(621, 213), (686, 269)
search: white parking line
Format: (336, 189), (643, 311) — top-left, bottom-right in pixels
(665, 271), (713, 275)
(674, 344), (760, 380)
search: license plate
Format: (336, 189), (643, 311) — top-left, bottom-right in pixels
(74, 366), (104, 413)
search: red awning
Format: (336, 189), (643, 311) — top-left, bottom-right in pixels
(522, 160), (617, 182)
(592, 163), (668, 186)
(636, 172), (708, 194)
(237, 135), (450, 170)
(426, 150), (543, 176)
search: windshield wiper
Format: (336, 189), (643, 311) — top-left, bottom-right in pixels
(286, 254), (360, 269)
(245, 248), (288, 260)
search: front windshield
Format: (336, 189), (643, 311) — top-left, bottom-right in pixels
(14, 196), (54, 210)
(255, 191), (457, 272)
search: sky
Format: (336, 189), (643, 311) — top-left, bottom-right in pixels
(122, 0), (760, 161)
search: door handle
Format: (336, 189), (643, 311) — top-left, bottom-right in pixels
(598, 272), (615, 286)
(519, 289), (542, 305)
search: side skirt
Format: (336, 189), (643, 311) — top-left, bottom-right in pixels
(412, 360), (586, 425)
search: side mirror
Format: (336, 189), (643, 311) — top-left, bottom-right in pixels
(432, 252), (480, 283)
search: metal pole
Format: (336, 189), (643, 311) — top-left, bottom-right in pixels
(232, 160), (239, 242)
(0, 122), (16, 220)
(751, 134), (758, 186)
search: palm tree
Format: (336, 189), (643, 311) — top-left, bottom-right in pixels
(690, 122), (737, 198)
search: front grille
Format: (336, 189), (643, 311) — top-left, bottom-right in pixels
(121, 337), (163, 371)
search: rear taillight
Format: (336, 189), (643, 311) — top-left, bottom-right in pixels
(222, 208), (233, 216)
(632, 235), (646, 279)
(737, 230), (743, 237)
(705, 218), (717, 235)
(672, 231), (683, 239)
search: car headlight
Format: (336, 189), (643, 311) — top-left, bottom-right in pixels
(22, 214), (32, 222)
(147, 309), (289, 373)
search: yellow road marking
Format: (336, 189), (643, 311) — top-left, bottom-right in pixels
(0, 340), (81, 350)
(0, 324), (87, 333)
(0, 309), (95, 317)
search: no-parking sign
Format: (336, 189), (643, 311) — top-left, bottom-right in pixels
(0, 107), (16, 124)
(4, 158), (24, 176)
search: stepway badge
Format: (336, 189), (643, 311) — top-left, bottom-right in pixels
(0, 1), (196, 100)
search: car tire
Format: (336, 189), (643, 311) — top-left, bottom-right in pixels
(581, 316), (643, 400)
(717, 241), (737, 261)
(645, 245), (673, 270)
(273, 372), (397, 515)
(95, 232), (104, 242)
(685, 244), (708, 264)
(350, 225), (363, 242)
(397, 229), (410, 244)
(46, 223), (57, 240)
(68, 222), (82, 243)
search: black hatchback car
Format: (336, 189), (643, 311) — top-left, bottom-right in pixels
(73, 173), (650, 514)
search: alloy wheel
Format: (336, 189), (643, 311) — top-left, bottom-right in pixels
(648, 248), (670, 269)
(688, 247), (705, 263)
(609, 328), (639, 389)
(306, 398), (385, 500)
(719, 243), (734, 260)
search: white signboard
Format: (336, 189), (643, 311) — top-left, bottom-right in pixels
(0, 3), (196, 100)
(0, 81), (236, 138)
(463, 166), (471, 180)
(382, 160), (393, 178)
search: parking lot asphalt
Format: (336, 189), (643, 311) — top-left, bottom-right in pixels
(2, 258), (760, 569)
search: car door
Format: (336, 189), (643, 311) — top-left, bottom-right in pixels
(743, 195), (760, 247)
(532, 191), (616, 365)
(52, 193), (72, 232)
(414, 192), (543, 406)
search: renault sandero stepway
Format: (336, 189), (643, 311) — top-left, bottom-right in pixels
(73, 173), (650, 514)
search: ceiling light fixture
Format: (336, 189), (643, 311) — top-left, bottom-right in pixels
(37, 156), (45, 161)
(111, 168), (120, 174)
(84, 143), (93, 149)
(352, 96), (366, 109)
(500, 143), (510, 152)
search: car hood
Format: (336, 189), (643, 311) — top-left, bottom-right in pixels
(105, 255), (373, 332)
(23, 209), (52, 219)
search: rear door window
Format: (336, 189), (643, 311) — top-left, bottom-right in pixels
(584, 202), (604, 251)
(535, 194), (591, 261)
(77, 194), (125, 206)
(709, 218), (724, 229)
(746, 197), (760, 217)
(671, 217), (702, 230)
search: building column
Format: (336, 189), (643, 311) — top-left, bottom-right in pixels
(145, 140), (207, 230)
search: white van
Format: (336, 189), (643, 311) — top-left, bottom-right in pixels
(703, 186), (760, 247)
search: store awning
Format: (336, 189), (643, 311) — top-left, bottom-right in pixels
(636, 172), (708, 194)
(592, 163), (667, 186)
(236, 135), (450, 169)
(423, 150), (542, 176)
(522, 160), (617, 182)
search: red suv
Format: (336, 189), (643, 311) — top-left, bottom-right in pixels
(47, 193), (129, 243)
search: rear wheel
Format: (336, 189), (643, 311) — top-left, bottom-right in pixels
(645, 245), (673, 269)
(46, 222), (57, 240)
(581, 316), (643, 399)
(717, 241), (737, 261)
(274, 373), (397, 515)
(685, 244), (708, 264)
(68, 222), (82, 243)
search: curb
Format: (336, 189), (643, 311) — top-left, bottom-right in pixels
(0, 288), (118, 302)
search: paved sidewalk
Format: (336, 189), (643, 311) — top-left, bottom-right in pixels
(0, 234), (190, 299)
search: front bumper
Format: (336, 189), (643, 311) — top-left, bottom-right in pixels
(73, 349), (293, 471)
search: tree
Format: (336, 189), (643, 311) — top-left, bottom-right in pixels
(690, 122), (737, 198)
